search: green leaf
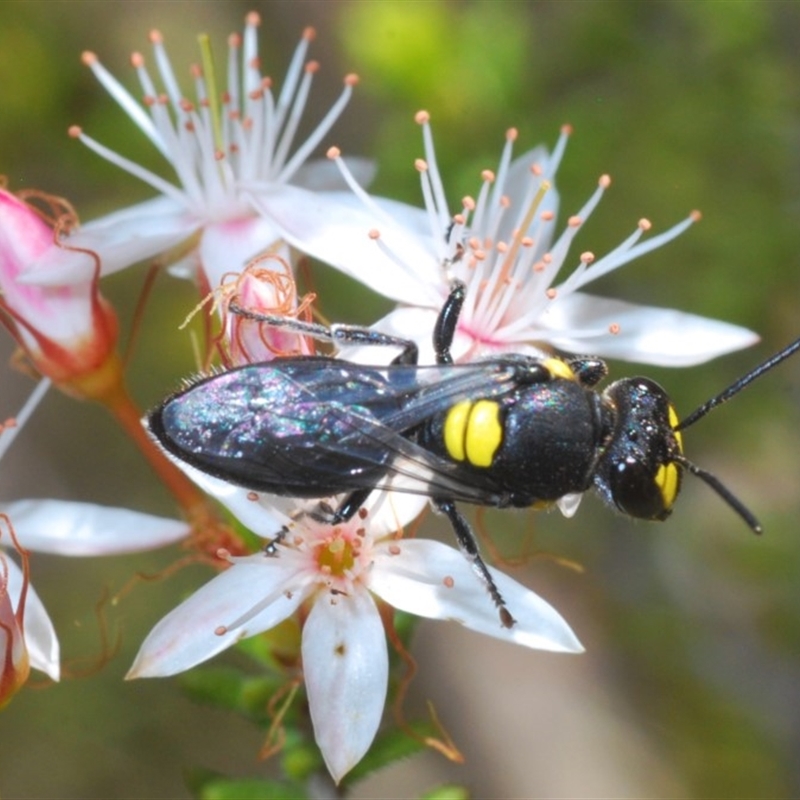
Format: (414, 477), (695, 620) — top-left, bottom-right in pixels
(185, 765), (308, 800)
(179, 666), (279, 719)
(342, 721), (435, 787)
(281, 739), (325, 783)
(236, 617), (302, 670)
(198, 777), (307, 800)
(421, 785), (470, 800)
(184, 767), (224, 798)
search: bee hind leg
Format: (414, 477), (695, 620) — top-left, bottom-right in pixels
(433, 498), (516, 628)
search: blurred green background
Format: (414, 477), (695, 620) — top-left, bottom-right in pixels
(2, 1), (800, 797)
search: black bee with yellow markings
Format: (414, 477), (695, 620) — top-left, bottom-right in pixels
(148, 281), (800, 628)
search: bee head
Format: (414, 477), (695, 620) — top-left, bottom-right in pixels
(594, 377), (684, 522)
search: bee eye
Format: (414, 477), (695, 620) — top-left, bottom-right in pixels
(608, 458), (676, 521)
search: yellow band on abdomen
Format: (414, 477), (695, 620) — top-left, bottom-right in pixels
(443, 399), (503, 468)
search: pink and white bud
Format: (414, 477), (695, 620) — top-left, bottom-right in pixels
(0, 190), (119, 392)
(0, 515), (33, 708)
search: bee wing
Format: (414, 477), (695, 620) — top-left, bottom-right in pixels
(150, 358), (522, 504)
(306, 360), (521, 503)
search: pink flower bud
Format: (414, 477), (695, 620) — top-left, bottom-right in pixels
(0, 189), (119, 394)
(0, 516), (31, 708)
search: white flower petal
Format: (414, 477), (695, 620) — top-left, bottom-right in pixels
(292, 157), (376, 191)
(2, 499), (189, 556)
(371, 539), (582, 653)
(302, 588), (388, 784)
(22, 196), (200, 285)
(4, 558), (59, 680)
(128, 555), (306, 678)
(495, 146), (560, 247)
(198, 217), (287, 290)
(252, 185), (443, 306)
(152, 456), (295, 536)
(11, 246), (96, 288)
(541, 292), (759, 366)
(364, 194), (433, 234)
(340, 304), (549, 366)
(336, 306), (441, 366)
(358, 490), (429, 539)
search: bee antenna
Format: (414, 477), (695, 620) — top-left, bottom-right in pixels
(673, 454), (762, 534)
(676, 336), (800, 432)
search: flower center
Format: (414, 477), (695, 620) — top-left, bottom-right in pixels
(314, 531), (359, 580)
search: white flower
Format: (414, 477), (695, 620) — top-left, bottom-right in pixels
(0, 379), (190, 695)
(29, 13), (367, 291)
(128, 467), (581, 783)
(258, 115), (758, 367)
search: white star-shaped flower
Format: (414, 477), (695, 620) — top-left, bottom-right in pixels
(27, 13), (368, 292)
(129, 466), (581, 783)
(0, 379), (190, 702)
(259, 115), (758, 367)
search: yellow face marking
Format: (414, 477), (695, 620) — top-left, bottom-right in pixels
(652, 404), (684, 512)
(668, 404), (683, 452)
(655, 462), (680, 510)
(465, 400), (503, 467)
(443, 400), (471, 461)
(542, 358), (576, 381)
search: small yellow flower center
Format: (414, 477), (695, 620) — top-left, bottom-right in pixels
(315, 532), (357, 578)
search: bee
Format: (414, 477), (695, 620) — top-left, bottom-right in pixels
(148, 282), (800, 628)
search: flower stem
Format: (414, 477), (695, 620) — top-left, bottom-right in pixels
(104, 382), (211, 523)
(103, 379), (247, 556)
(64, 353), (226, 540)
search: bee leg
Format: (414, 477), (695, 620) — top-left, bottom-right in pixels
(331, 488), (374, 523)
(433, 280), (467, 365)
(227, 302), (418, 364)
(263, 524), (291, 555)
(228, 303), (333, 339)
(566, 356), (608, 388)
(329, 327), (418, 366)
(276, 278), (471, 367)
(433, 498), (516, 629)
(308, 488), (374, 525)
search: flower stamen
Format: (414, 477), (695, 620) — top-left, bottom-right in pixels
(0, 379), (50, 464)
(197, 33), (224, 154)
(67, 126), (188, 206)
(78, 18), (358, 228)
